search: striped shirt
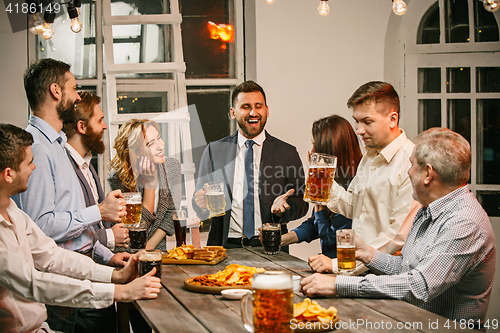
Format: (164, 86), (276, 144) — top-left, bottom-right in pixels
(336, 185), (496, 322)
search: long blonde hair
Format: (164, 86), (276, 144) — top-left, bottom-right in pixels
(110, 119), (160, 191)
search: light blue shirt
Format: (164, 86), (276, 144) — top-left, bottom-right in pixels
(12, 115), (113, 264)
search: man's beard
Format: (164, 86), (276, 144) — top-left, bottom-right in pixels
(82, 126), (106, 155)
(56, 95), (76, 124)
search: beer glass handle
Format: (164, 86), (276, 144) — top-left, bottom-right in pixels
(240, 292), (253, 332)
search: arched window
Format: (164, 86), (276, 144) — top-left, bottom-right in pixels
(404, 0), (500, 218)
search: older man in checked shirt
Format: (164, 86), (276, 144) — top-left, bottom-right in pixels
(301, 128), (496, 327)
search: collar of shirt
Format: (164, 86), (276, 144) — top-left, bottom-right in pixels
(426, 185), (470, 221)
(366, 130), (408, 163)
(29, 115), (67, 145)
(65, 143), (92, 168)
(237, 129), (266, 148)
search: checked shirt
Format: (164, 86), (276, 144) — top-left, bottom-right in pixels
(336, 185), (496, 322)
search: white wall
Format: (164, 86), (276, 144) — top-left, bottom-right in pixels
(0, 6), (29, 127)
(254, 0), (393, 260)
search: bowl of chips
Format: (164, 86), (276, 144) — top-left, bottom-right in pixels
(293, 298), (338, 332)
(184, 264), (265, 294)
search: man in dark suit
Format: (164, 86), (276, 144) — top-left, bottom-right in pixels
(63, 91), (129, 250)
(193, 81), (308, 250)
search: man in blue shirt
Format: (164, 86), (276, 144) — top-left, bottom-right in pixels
(12, 58), (130, 332)
(301, 128), (495, 327)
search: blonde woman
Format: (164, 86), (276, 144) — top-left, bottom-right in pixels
(107, 119), (181, 251)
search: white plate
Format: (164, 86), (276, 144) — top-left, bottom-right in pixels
(221, 289), (252, 300)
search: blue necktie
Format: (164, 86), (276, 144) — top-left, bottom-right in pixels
(243, 140), (255, 239)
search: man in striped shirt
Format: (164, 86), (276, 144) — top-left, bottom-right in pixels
(301, 128), (496, 325)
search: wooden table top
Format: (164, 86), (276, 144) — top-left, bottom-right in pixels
(135, 247), (476, 333)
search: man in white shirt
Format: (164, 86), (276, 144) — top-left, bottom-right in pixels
(0, 123), (161, 333)
(308, 81), (419, 274)
(63, 91), (130, 251)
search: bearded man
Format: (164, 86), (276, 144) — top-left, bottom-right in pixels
(12, 58), (130, 332)
(192, 80), (308, 251)
(63, 91), (130, 252)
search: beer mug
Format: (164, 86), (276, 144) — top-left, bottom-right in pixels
(262, 223), (281, 255)
(128, 220), (147, 253)
(122, 192), (142, 228)
(204, 181), (226, 218)
(336, 229), (355, 274)
(138, 249), (162, 279)
(241, 271), (293, 333)
(304, 153), (337, 205)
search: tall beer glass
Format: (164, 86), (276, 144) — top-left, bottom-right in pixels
(336, 229), (356, 274)
(304, 153), (337, 205)
(204, 181), (226, 218)
(262, 223), (281, 255)
(122, 192), (142, 228)
(241, 271), (293, 333)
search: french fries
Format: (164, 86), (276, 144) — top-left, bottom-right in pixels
(166, 244), (227, 262)
(294, 298), (337, 323)
(190, 264), (265, 286)
(165, 244), (194, 260)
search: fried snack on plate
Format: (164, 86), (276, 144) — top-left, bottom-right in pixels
(166, 244), (194, 260)
(190, 264), (265, 287)
(294, 298), (337, 323)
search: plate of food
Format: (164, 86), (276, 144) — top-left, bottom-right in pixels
(184, 264), (265, 294)
(292, 298), (339, 332)
(221, 289), (252, 300)
(163, 245), (227, 265)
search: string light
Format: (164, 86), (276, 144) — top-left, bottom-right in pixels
(67, 3), (83, 33)
(392, 0), (407, 15)
(483, 0), (499, 12)
(318, 0), (330, 16)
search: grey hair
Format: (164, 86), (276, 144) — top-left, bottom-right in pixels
(414, 127), (470, 186)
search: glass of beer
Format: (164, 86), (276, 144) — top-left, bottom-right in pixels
(138, 249), (162, 279)
(241, 271), (293, 333)
(262, 223), (281, 255)
(204, 181), (226, 218)
(129, 223), (147, 253)
(122, 192), (142, 228)
(303, 153), (337, 205)
(336, 229), (356, 274)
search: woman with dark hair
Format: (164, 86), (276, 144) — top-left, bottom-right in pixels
(280, 115), (362, 261)
(107, 119), (181, 252)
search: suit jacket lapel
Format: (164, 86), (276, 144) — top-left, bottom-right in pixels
(260, 131), (275, 187)
(67, 152), (96, 207)
(89, 163), (104, 204)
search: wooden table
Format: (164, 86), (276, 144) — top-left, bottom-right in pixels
(135, 247), (477, 333)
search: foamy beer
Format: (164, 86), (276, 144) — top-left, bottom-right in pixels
(304, 153), (337, 205)
(241, 271), (293, 333)
(138, 249), (162, 279)
(336, 229), (356, 274)
(204, 181), (226, 218)
(122, 192), (142, 228)
(262, 223), (281, 255)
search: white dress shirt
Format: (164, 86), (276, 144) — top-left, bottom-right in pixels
(0, 199), (115, 333)
(66, 144), (115, 250)
(328, 130), (415, 273)
(228, 130), (266, 238)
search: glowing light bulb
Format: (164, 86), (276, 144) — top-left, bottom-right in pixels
(318, 0), (330, 16)
(392, 0), (407, 15)
(264, 0), (274, 4)
(29, 13), (45, 35)
(483, 0), (499, 12)
(41, 22), (53, 40)
(70, 17), (83, 33)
